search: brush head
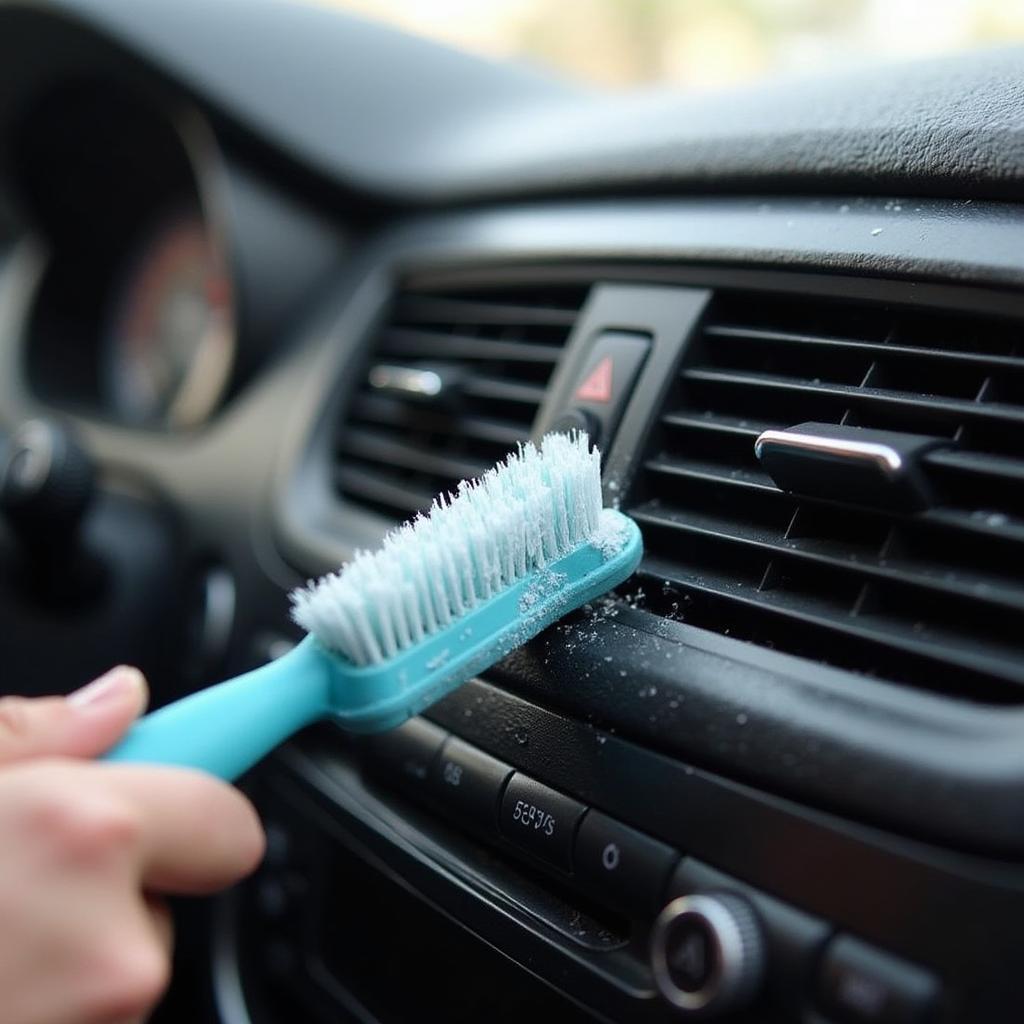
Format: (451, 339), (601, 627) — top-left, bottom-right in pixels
(290, 432), (609, 666)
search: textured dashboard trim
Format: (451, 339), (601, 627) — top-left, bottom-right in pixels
(1, 1), (1024, 205)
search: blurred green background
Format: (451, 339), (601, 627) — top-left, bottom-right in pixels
(311, 0), (1024, 88)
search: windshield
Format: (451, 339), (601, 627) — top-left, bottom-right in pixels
(315, 0), (1024, 90)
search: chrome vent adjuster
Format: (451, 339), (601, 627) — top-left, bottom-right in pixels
(753, 422), (947, 512)
(629, 291), (1024, 702)
(333, 283), (588, 520)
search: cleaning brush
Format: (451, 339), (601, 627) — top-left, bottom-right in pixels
(104, 432), (642, 780)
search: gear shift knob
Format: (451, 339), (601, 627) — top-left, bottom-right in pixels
(1, 418), (94, 548)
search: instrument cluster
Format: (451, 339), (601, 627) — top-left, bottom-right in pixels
(6, 77), (338, 436)
(102, 206), (235, 429)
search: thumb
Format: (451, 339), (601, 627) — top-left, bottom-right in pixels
(0, 666), (148, 764)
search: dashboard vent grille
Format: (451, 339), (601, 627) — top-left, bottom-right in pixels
(334, 284), (587, 520)
(629, 291), (1024, 702)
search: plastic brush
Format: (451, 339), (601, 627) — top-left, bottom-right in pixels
(103, 432), (642, 780)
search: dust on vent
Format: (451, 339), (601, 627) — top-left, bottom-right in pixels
(629, 290), (1024, 703)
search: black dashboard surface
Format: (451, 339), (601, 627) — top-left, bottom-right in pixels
(1, 0), (1024, 204)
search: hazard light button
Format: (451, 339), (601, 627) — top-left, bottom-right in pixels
(560, 331), (650, 447)
(576, 355), (614, 403)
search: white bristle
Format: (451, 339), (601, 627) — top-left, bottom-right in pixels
(290, 432), (603, 665)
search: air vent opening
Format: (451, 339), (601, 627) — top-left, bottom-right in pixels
(629, 291), (1024, 704)
(333, 282), (588, 521)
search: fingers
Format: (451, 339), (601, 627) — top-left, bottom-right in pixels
(145, 895), (174, 961)
(0, 758), (257, 1024)
(0, 667), (148, 765)
(0, 762), (176, 1024)
(97, 764), (266, 894)
(139, 897), (175, 1024)
(8, 758), (264, 894)
(69, 893), (172, 1024)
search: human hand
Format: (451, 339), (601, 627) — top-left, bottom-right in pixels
(0, 667), (266, 1024)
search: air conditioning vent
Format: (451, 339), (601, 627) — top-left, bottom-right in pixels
(629, 292), (1024, 702)
(334, 283), (588, 520)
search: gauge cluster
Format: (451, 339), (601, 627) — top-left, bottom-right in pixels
(103, 208), (235, 429)
(10, 77), (341, 433)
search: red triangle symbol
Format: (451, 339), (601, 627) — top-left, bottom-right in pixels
(574, 356), (614, 403)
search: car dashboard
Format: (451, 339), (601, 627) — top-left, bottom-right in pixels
(1, 3), (1023, 1022)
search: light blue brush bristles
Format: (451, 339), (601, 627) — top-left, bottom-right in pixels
(103, 433), (642, 781)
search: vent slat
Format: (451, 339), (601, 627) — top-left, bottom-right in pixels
(661, 411), (772, 438)
(333, 464), (436, 518)
(683, 368), (1024, 427)
(395, 295), (578, 329)
(644, 557), (1024, 695)
(332, 283), (585, 520)
(922, 508), (1024, 546)
(461, 375), (548, 408)
(631, 291), (1024, 703)
(646, 458), (1024, 546)
(644, 455), (780, 493)
(705, 323), (1024, 373)
(350, 394), (526, 448)
(340, 428), (491, 484)
(380, 328), (562, 365)
(632, 504), (1024, 616)
(924, 448), (1024, 485)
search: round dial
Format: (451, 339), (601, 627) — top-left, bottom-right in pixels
(103, 210), (235, 429)
(650, 893), (765, 1016)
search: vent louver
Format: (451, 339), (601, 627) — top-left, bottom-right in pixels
(334, 284), (587, 520)
(629, 292), (1024, 702)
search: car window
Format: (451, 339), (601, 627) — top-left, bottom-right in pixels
(321, 0), (1024, 89)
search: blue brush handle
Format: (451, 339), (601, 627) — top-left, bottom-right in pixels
(102, 637), (332, 781)
(102, 512), (643, 778)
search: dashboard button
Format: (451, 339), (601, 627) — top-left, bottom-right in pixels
(430, 737), (513, 830)
(817, 935), (938, 1024)
(670, 858), (828, 1018)
(564, 330), (650, 447)
(574, 810), (677, 915)
(365, 717), (447, 792)
(651, 893), (765, 1016)
(500, 774), (586, 872)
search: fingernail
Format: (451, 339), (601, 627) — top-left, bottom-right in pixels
(68, 666), (147, 711)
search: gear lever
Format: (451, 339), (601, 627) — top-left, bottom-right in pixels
(0, 418), (98, 603)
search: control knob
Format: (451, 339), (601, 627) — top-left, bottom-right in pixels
(650, 892), (765, 1016)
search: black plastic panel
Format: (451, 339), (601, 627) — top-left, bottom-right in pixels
(225, 678), (1024, 1023)
(497, 607), (1024, 856)
(422, 681), (1024, 1021)
(5, 3), (1024, 206)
